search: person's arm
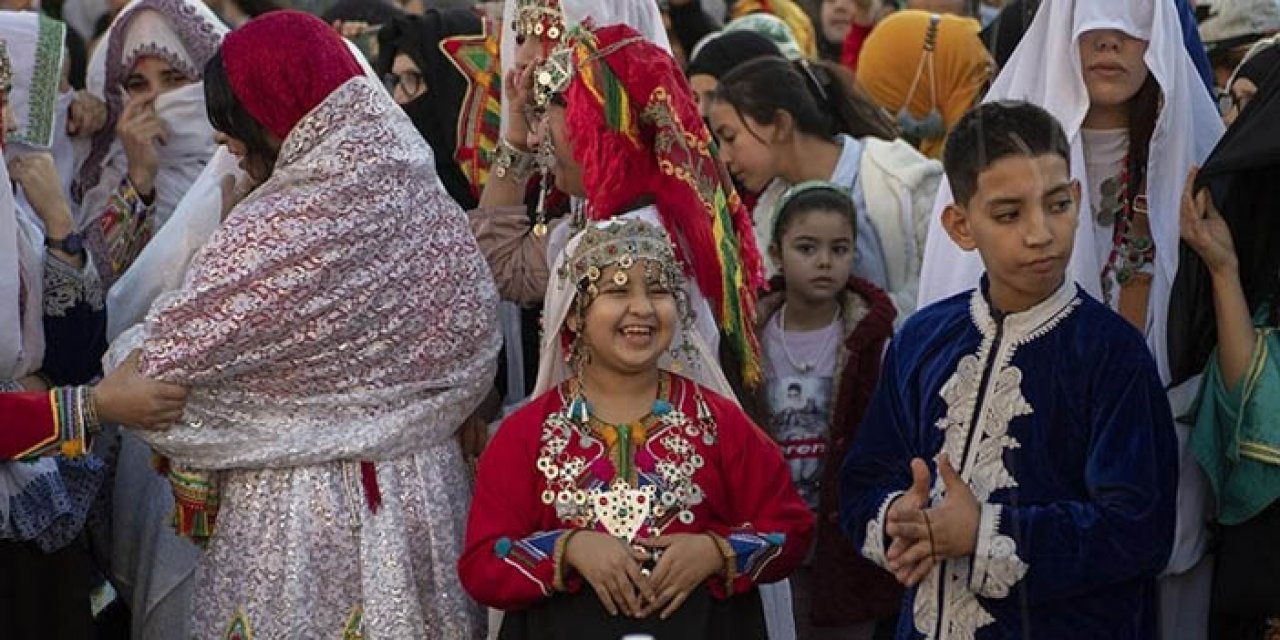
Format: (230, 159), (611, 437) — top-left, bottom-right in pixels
(701, 392), (815, 597)
(967, 353), (1177, 604)
(840, 338), (919, 570)
(458, 405), (584, 610)
(1181, 168), (1255, 387)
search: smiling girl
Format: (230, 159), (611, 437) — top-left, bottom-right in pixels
(460, 218), (813, 638)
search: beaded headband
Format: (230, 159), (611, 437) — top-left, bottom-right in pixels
(513, 0), (565, 43)
(533, 25), (644, 107)
(561, 219), (685, 301)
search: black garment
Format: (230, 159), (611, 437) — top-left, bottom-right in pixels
(1236, 45), (1280, 88)
(1211, 501), (1280, 619)
(377, 9), (483, 210)
(498, 585), (767, 640)
(686, 30), (782, 80)
(980, 0), (1040, 71)
(0, 537), (93, 640)
(1168, 62), (1280, 385)
(670, 1), (723, 64)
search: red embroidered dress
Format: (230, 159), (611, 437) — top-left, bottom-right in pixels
(459, 373), (814, 611)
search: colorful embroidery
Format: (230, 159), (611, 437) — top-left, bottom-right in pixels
(341, 606), (363, 640)
(912, 286), (1078, 639)
(535, 375), (717, 539)
(441, 16), (502, 201)
(223, 609), (252, 640)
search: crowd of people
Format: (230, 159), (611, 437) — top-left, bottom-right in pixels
(1, 0), (1278, 638)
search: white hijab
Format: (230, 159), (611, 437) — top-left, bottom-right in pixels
(915, 0), (1223, 384)
(77, 0), (226, 228)
(0, 11), (67, 381)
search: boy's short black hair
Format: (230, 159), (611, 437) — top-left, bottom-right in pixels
(944, 101), (1072, 207)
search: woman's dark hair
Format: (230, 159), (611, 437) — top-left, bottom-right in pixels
(773, 185), (858, 244)
(233, 0), (283, 18)
(1125, 75), (1160, 207)
(713, 56), (899, 143)
(203, 51), (278, 164)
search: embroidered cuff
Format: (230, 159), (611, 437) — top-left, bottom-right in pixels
(705, 532), (737, 584)
(861, 490), (904, 570)
(968, 503), (1027, 599)
(494, 529), (568, 597)
(43, 251), (104, 316)
(726, 528), (785, 581)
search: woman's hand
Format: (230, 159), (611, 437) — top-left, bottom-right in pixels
(634, 533), (724, 619)
(563, 530), (655, 617)
(94, 351), (188, 430)
(1180, 167), (1238, 278)
(117, 93), (167, 197)
(502, 63), (537, 151)
(8, 153), (74, 238)
(66, 91), (107, 137)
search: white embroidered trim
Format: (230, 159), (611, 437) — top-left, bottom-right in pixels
(969, 503), (1027, 598)
(910, 282), (1080, 638)
(862, 489), (904, 569)
(43, 252), (104, 317)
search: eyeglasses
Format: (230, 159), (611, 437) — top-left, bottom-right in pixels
(383, 71), (425, 98)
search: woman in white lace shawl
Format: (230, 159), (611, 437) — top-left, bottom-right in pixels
(107, 10), (500, 638)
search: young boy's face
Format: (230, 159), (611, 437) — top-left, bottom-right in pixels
(942, 153), (1080, 313)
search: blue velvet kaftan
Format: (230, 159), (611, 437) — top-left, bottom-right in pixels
(841, 279), (1178, 639)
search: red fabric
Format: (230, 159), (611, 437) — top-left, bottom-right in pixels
(752, 276), (902, 626)
(0, 392), (58, 460)
(359, 461), (381, 513)
(562, 24), (766, 384)
(841, 21), (876, 71)
(221, 10), (362, 140)
(458, 374), (813, 611)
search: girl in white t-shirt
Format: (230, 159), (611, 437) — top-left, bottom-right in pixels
(745, 181), (902, 635)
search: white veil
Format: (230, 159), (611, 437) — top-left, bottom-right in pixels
(915, 0), (1223, 384)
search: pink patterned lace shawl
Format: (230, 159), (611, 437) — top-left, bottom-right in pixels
(131, 77), (500, 469)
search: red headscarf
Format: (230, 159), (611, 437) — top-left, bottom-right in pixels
(220, 10), (362, 140)
(561, 24), (765, 385)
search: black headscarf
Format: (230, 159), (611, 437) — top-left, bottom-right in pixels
(1236, 44), (1280, 87)
(377, 9), (482, 209)
(1168, 60), (1280, 386)
(981, 0), (1040, 71)
(686, 30), (783, 80)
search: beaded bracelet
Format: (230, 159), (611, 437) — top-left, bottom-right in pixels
(55, 385), (100, 458)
